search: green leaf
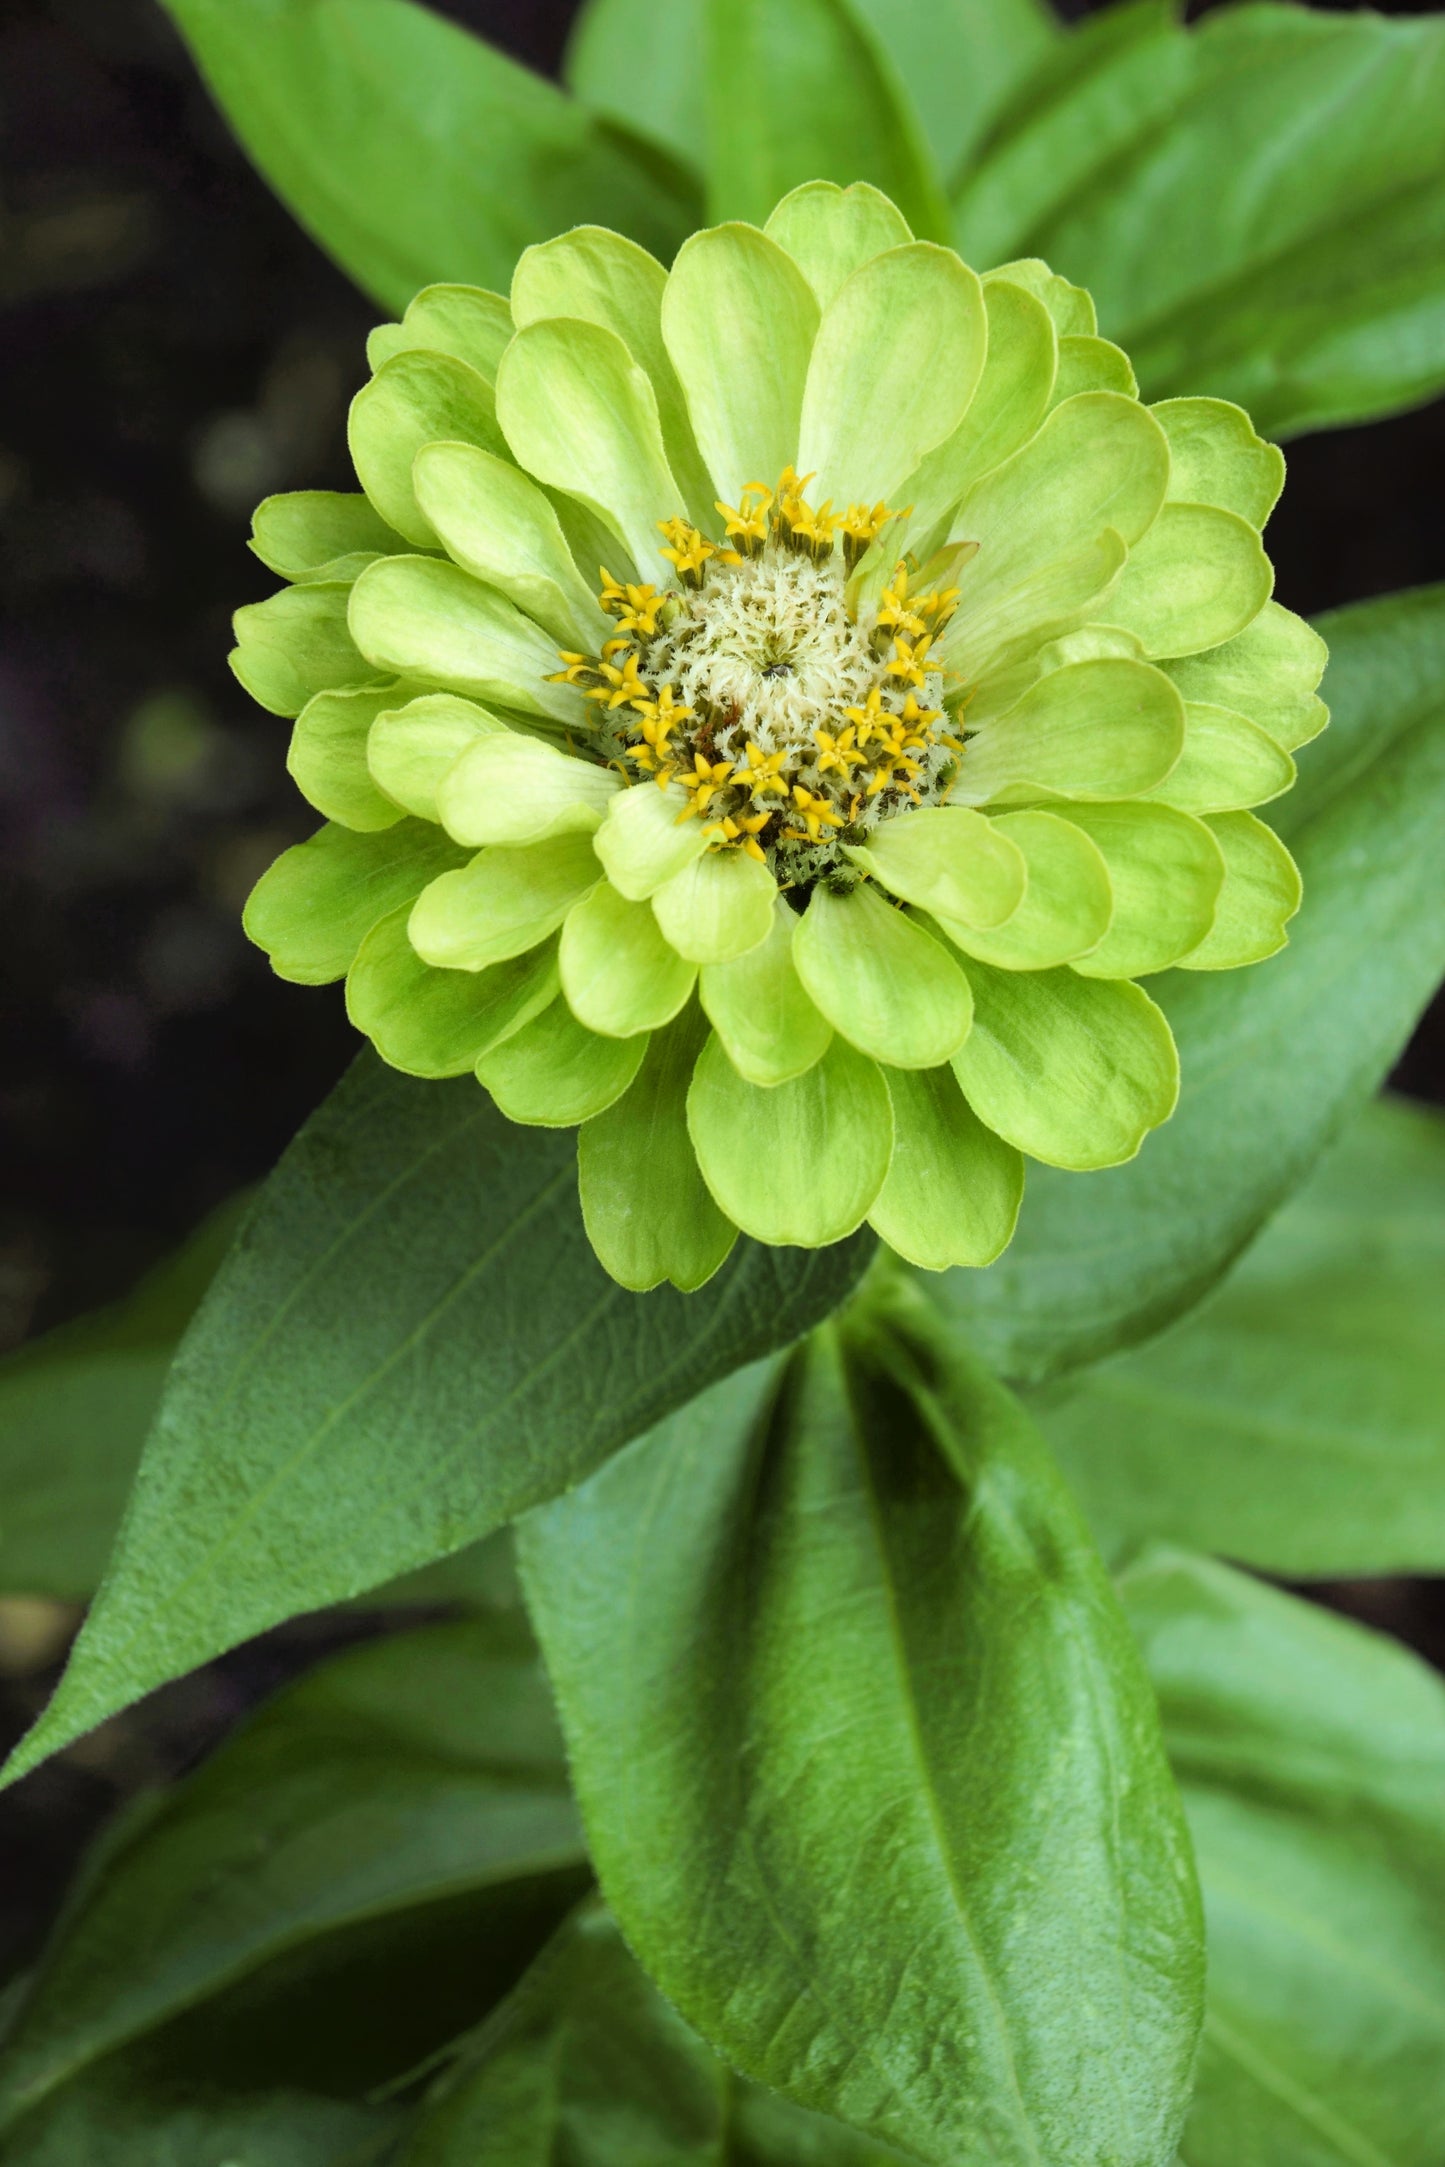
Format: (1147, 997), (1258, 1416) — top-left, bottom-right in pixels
(398, 1902), (910, 2165)
(1122, 1550), (1445, 2167)
(701, 0), (952, 243)
(1032, 1094), (1445, 1578)
(851, 0), (1059, 190)
(0, 1057), (871, 1790)
(0, 2061), (399, 2167)
(959, 4), (1445, 438)
(0, 1196), (249, 1602)
(921, 584), (1445, 1382)
(519, 1274), (1203, 2164)
(157, 0), (698, 316)
(0, 1613), (585, 2140)
(563, 0), (707, 173)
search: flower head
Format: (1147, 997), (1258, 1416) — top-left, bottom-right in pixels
(237, 182), (1323, 1292)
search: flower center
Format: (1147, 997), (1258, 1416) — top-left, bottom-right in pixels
(550, 470), (970, 891)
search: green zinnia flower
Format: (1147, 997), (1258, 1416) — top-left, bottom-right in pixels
(238, 182), (1323, 1292)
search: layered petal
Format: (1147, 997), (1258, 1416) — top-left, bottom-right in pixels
(793, 884), (974, 1069)
(580, 1007), (737, 1292)
(511, 227), (714, 525)
(408, 833), (600, 971)
(495, 317), (687, 583)
(366, 693), (505, 822)
(1176, 812), (1301, 970)
(1061, 803), (1226, 978)
(244, 821), (466, 985)
(869, 1065), (1024, 1269)
(764, 180), (913, 308)
(412, 441), (611, 650)
(651, 847), (778, 964)
(940, 810), (1114, 973)
(366, 284), (512, 380)
(348, 350), (506, 547)
(561, 881), (697, 1036)
(797, 245), (987, 506)
(953, 962), (1180, 1170)
(437, 733), (620, 846)
(1154, 397), (1285, 527)
(1104, 503), (1273, 659)
(346, 908), (557, 1076)
(349, 557), (584, 725)
(687, 1033), (893, 1246)
(662, 225), (819, 504)
(477, 996), (647, 1126)
(846, 806), (1027, 929)
(951, 657), (1186, 805)
(698, 900), (833, 1087)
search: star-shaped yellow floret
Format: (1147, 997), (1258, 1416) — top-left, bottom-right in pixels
(789, 784), (845, 841)
(599, 572), (667, 639)
(716, 483), (772, 558)
(677, 752), (735, 820)
(885, 633), (936, 687)
(658, 518), (715, 586)
(587, 650), (651, 710)
(814, 724), (865, 777)
(736, 740), (789, 797)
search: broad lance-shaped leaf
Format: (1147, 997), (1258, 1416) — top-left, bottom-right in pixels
(921, 582), (1445, 1383)
(0, 1614), (588, 2145)
(157, 0), (698, 315)
(0, 1055), (872, 1790)
(1031, 1094), (1445, 1578)
(565, 0), (1057, 197)
(1123, 1550), (1445, 2167)
(520, 1271), (1203, 2165)
(0, 2065), (398, 2167)
(399, 1902), (910, 2165)
(955, 4), (1445, 437)
(701, 0), (952, 242)
(0, 1194), (249, 1602)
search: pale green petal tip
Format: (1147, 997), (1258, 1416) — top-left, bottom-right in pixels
(233, 185), (1320, 1287)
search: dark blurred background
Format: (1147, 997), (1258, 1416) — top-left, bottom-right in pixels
(1, 0), (1443, 1976)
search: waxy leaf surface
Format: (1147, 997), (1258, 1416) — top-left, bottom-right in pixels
(2, 1056), (871, 1787)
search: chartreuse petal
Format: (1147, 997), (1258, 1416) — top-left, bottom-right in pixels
(687, 1033), (893, 1246)
(846, 806), (1026, 929)
(651, 846), (777, 964)
(495, 318), (687, 585)
(698, 899), (833, 1086)
(661, 225), (819, 503)
(288, 683), (407, 832)
(1105, 504), (1273, 659)
(869, 1065), (1024, 1269)
(988, 258), (1096, 337)
(409, 833), (599, 971)
(901, 277), (1057, 544)
(593, 781), (708, 899)
(561, 881), (696, 1036)
(955, 657), (1186, 805)
(366, 285), (513, 380)
(763, 180), (913, 308)
(798, 245), (987, 506)
(1062, 803), (1226, 979)
(348, 350), (506, 548)
(245, 821), (466, 986)
(1164, 601), (1328, 752)
(346, 907), (558, 1076)
(953, 962), (1179, 1171)
(941, 810), (1114, 972)
(512, 227), (714, 526)
(580, 1006), (736, 1292)
(367, 693), (505, 822)
(1177, 812), (1301, 971)
(231, 584), (370, 718)
(1154, 397), (1285, 528)
(437, 734), (619, 847)
(412, 442), (611, 650)
(1142, 702), (1296, 814)
(794, 884), (973, 1069)
(1052, 335), (1137, 403)
(951, 392), (1170, 574)
(349, 557), (584, 726)
(950, 530), (1128, 695)
(477, 996), (647, 1127)
(250, 491), (403, 582)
